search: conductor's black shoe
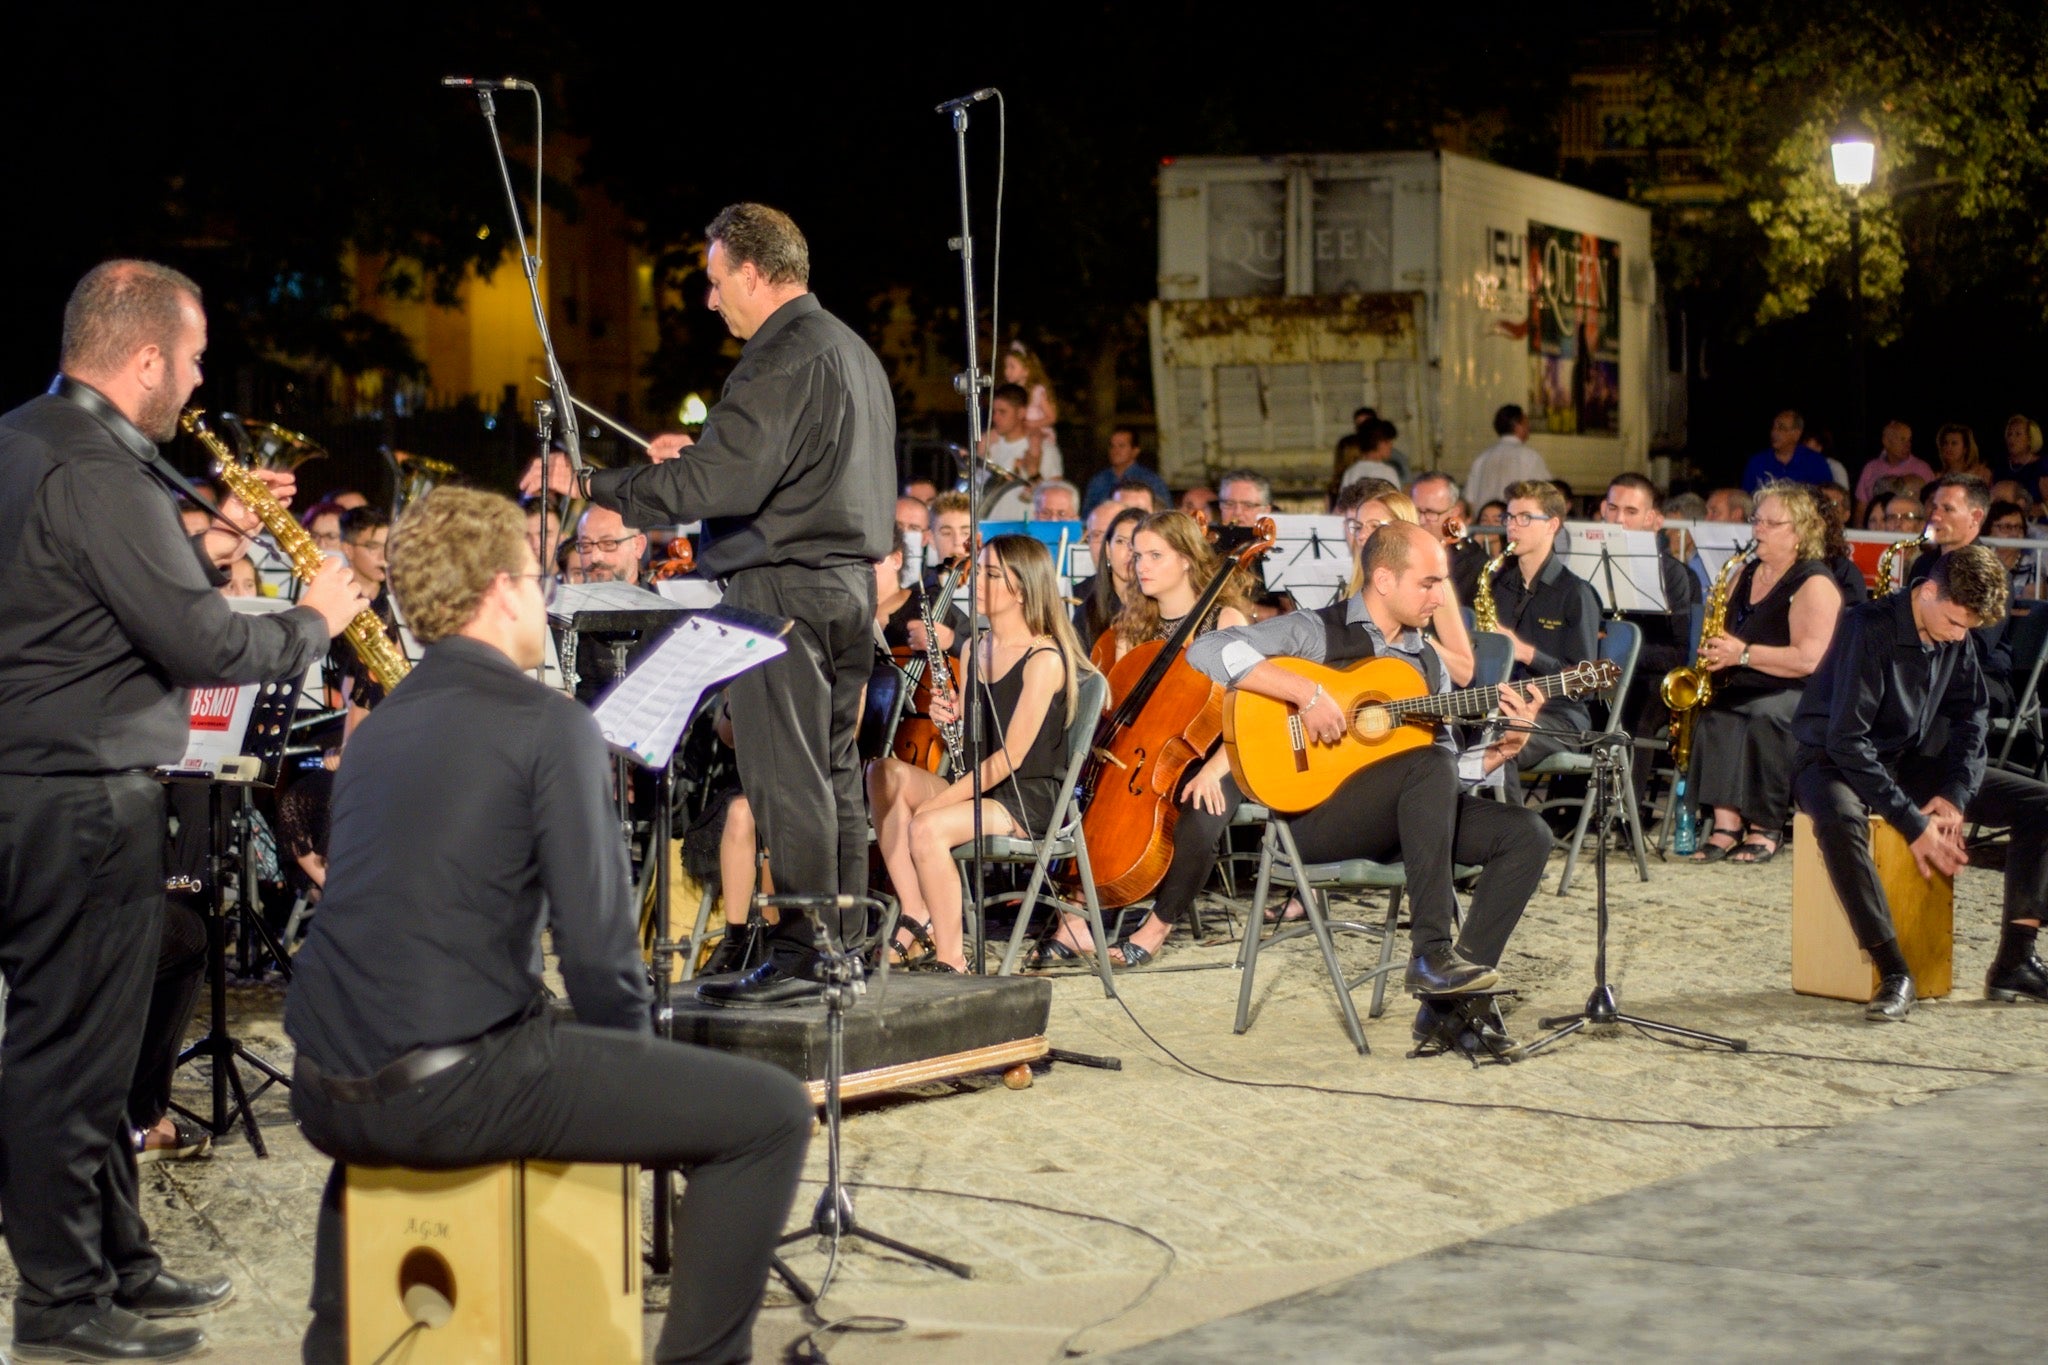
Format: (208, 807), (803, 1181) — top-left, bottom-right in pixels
(115, 1271), (234, 1318)
(1866, 973), (1917, 1022)
(1405, 947), (1499, 996)
(700, 925), (761, 979)
(696, 958), (823, 1009)
(1985, 954), (2048, 1004)
(12, 1307), (205, 1361)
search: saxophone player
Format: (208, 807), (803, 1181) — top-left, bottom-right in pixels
(0, 261), (367, 1363)
(1478, 480), (1600, 772)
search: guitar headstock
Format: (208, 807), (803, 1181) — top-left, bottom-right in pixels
(1560, 659), (1622, 698)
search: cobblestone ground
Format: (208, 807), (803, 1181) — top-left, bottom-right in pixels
(4, 838), (2041, 1363)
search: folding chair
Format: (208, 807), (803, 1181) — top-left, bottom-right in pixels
(1523, 619), (1649, 894)
(957, 669), (1119, 998)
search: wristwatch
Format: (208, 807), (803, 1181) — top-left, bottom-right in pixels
(1737, 645), (1752, 668)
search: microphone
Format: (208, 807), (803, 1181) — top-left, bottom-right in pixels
(934, 88), (997, 113)
(441, 76), (531, 91)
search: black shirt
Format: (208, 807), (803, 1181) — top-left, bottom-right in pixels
(1487, 550), (1601, 727)
(879, 588), (966, 650)
(0, 381), (327, 775)
(1792, 591), (1987, 843)
(1906, 544), (2012, 697)
(590, 295), (895, 579)
(286, 636), (650, 1077)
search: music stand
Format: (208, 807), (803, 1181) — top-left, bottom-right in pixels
(1521, 727), (1747, 1057)
(1263, 514), (1354, 609)
(1559, 523), (1668, 617)
(162, 675), (304, 1157)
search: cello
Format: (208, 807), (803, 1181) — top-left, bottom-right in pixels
(1062, 517), (1276, 907)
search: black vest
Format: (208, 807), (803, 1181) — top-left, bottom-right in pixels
(1312, 601), (1445, 691)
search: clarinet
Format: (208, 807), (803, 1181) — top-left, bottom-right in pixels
(919, 573), (966, 778)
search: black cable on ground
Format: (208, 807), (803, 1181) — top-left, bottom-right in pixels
(775, 1176), (1176, 1365)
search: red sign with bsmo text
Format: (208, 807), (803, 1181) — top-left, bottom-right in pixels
(189, 686), (240, 732)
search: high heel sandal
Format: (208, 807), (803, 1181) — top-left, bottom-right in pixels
(889, 916), (937, 968)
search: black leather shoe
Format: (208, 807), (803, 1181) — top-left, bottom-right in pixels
(12, 1307), (205, 1361)
(1866, 973), (1916, 1022)
(115, 1271), (234, 1318)
(1986, 954), (2048, 1004)
(696, 958), (824, 1009)
(700, 924), (762, 979)
(1405, 946), (1499, 996)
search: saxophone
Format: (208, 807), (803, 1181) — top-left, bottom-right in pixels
(1661, 546), (1754, 770)
(1876, 524), (1936, 595)
(181, 410), (412, 693)
(1471, 540), (1515, 634)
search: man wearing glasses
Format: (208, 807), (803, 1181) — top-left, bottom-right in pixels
(1412, 471), (1490, 603)
(1478, 479), (1600, 771)
(574, 504), (647, 585)
(1218, 468), (1289, 618)
(1902, 475), (2017, 719)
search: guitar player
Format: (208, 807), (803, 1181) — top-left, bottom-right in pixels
(1183, 522), (1555, 1043)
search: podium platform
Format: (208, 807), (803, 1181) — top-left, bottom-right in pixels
(669, 972), (1053, 1104)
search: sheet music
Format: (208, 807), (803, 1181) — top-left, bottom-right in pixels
(1689, 523), (1755, 581)
(592, 614), (788, 767)
(552, 580), (682, 616)
(1263, 514), (1353, 608)
(654, 578), (724, 609)
(1559, 522), (1667, 612)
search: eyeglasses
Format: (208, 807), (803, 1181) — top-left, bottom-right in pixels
(1343, 517), (1392, 536)
(1414, 507), (1453, 521)
(510, 571), (558, 605)
(310, 531), (343, 549)
(1890, 513), (1925, 526)
(1219, 498), (1268, 513)
(574, 537), (638, 554)
(1503, 511), (1553, 527)
(1749, 515), (1793, 529)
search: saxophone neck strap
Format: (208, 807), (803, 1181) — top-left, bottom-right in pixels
(50, 375), (234, 529)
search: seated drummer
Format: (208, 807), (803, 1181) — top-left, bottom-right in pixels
(284, 488), (811, 1364)
(1792, 544), (2048, 1021)
(1179, 522), (1555, 1044)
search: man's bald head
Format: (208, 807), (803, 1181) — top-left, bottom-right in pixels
(576, 504), (645, 583)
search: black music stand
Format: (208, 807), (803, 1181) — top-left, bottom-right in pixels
(1522, 727), (1747, 1057)
(166, 676), (304, 1157)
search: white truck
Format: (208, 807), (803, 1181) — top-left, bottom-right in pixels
(1150, 150), (1681, 501)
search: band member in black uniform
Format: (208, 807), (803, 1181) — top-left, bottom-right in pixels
(1480, 479), (1600, 770)
(1793, 545), (2048, 1020)
(527, 203), (894, 1006)
(0, 260), (364, 1362)
(1599, 473), (1701, 808)
(1183, 523), (1554, 1028)
(286, 489), (811, 1363)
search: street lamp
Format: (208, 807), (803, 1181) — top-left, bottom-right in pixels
(1832, 116), (1876, 463)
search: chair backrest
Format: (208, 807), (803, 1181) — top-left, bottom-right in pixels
(1594, 618), (1641, 735)
(1051, 668), (1111, 838)
(1470, 630), (1514, 688)
(2006, 605), (2048, 710)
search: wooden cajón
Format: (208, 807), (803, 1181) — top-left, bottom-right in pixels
(1791, 812), (1953, 1001)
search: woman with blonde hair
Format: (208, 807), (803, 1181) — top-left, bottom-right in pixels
(1687, 480), (1843, 863)
(868, 534), (1093, 972)
(1999, 413), (2046, 503)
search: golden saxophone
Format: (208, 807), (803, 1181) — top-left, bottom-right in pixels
(1661, 546), (1754, 770)
(1471, 539), (1516, 634)
(1876, 524), (1936, 596)
(181, 410), (412, 693)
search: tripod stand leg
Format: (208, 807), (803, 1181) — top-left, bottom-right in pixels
(1610, 1011), (1748, 1052)
(840, 1228), (975, 1280)
(649, 1167), (673, 1276)
(217, 1046), (268, 1158)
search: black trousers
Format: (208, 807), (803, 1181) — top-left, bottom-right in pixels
(0, 773), (167, 1336)
(1794, 754), (2048, 952)
(724, 563), (875, 950)
(1149, 747), (1551, 966)
(127, 897), (208, 1133)
(294, 1011), (812, 1365)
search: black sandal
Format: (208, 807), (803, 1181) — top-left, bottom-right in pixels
(1689, 828), (1742, 864)
(1110, 937), (1163, 970)
(1731, 829), (1781, 864)
(1024, 936), (1092, 972)
(889, 916), (936, 968)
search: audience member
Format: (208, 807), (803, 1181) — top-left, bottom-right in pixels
(1353, 406), (1411, 482)
(1082, 426), (1169, 514)
(1934, 422), (1996, 484)
(1853, 420), (1932, 522)
(1112, 477), (1159, 513)
(1002, 342), (1061, 447)
(903, 475), (939, 505)
(1031, 479), (1081, 523)
(1179, 486), (1218, 520)
(1465, 405), (1551, 511)
(1997, 414), (2046, 505)
(980, 382), (1059, 520)
(1687, 482), (1842, 864)
(1741, 410), (1834, 493)
(1334, 422), (1400, 499)
(1705, 488), (1753, 524)
(1819, 489), (1870, 608)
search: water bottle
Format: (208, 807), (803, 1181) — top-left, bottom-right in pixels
(1670, 776), (1698, 856)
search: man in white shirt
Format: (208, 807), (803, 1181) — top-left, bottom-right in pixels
(1464, 405), (1552, 512)
(980, 383), (1060, 520)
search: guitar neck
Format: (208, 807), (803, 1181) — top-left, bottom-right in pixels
(1385, 669), (1581, 723)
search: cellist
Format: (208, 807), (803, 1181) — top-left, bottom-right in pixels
(1032, 512), (1252, 969)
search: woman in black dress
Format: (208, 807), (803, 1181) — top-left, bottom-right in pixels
(1688, 481), (1843, 863)
(867, 535), (1092, 971)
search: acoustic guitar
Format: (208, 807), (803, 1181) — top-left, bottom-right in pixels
(1222, 656), (1619, 812)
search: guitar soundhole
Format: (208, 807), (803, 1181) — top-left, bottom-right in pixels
(1353, 703), (1394, 741)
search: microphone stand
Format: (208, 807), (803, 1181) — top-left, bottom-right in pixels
(1513, 725), (1748, 1057)
(940, 92), (994, 969)
(459, 84), (586, 486)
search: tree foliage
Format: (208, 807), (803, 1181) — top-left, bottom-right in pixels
(1644, 1), (2048, 342)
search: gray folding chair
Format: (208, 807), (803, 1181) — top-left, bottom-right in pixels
(954, 668), (1119, 998)
(1523, 619), (1649, 894)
